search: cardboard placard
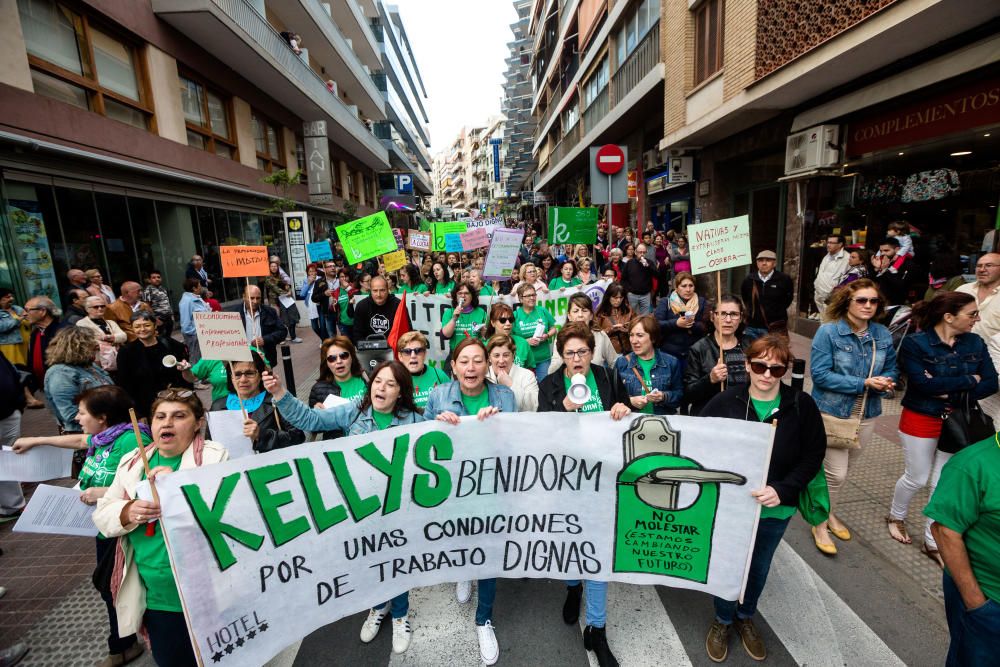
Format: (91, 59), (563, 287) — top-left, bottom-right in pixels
(482, 228), (524, 281)
(336, 212), (398, 264)
(407, 230), (431, 251)
(220, 246), (269, 278)
(431, 222), (468, 251)
(382, 249), (408, 273)
(194, 312), (253, 361)
(306, 241), (333, 262)
(689, 215), (752, 275)
(547, 207), (599, 244)
(460, 227), (490, 250)
(444, 233), (464, 253)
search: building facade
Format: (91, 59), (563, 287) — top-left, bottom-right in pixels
(503, 0), (537, 203)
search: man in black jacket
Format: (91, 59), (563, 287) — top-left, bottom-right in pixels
(621, 243), (656, 314)
(238, 285), (285, 368)
(740, 250), (794, 342)
(352, 276), (399, 341)
(873, 237), (917, 306)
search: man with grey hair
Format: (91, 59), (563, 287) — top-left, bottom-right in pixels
(24, 296), (66, 390)
(105, 281), (153, 342)
(66, 268), (89, 290)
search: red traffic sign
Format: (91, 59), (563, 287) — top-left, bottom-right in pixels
(595, 144), (625, 175)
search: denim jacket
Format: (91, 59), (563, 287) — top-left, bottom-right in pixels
(810, 319), (898, 419)
(899, 328), (998, 417)
(275, 392), (359, 435)
(348, 407), (425, 435)
(43, 364), (111, 431)
(0, 306), (25, 346)
(614, 350), (684, 413)
(423, 380), (518, 419)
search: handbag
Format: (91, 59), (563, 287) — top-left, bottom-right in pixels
(937, 393), (995, 454)
(97, 340), (118, 372)
(821, 338), (877, 450)
(797, 469), (830, 526)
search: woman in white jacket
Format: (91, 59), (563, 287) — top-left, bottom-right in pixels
(93, 389), (229, 666)
(548, 293), (619, 375)
(77, 297), (127, 345)
(485, 334), (539, 412)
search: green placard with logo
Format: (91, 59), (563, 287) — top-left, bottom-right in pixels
(548, 207), (598, 244)
(336, 211), (397, 263)
(431, 222), (468, 252)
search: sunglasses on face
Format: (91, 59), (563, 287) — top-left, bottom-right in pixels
(400, 347), (426, 356)
(156, 389), (194, 399)
(852, 297), (881, 306)
(749, 362), (787, 378)
(495, 316), (513, 324)
(327, 352), (351, 362)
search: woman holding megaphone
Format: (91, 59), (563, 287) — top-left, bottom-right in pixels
(536, 322), (631, 667)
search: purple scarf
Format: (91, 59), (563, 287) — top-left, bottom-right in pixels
(87, 422), (151, 458)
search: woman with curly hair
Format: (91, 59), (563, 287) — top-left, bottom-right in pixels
(43, 327), (111, 433)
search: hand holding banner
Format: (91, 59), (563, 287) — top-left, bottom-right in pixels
(336, 212), (398, 264)
(194, 312), (252, 362)
(220, 246), (269, 278)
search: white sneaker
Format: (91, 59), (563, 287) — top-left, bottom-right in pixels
(359, 607), (387, 643)
(391, 616), (412, 654)
(455, 580), (472, 604)
(477, 620), (499, 665)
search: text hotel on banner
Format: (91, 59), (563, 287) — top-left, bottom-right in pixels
(158, 413), (773, 666)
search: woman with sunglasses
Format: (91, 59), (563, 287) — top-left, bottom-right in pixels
(537, 323), (630, 667)
(428, 261), (455, 296)
(513, 283), (557, 381)
(886, 292), (996, 567)
(306, 337), (366, 439)
(684, 295), (748, 416)
(482, 303), (534, 371)
(396, 331), (449, 408)
(93, 388), (229, 667)
(442, 282), (488, 355)
(594, 283), (634, 355)
(549, 293), (619, 375)
(78, 296), (127, 346)
(116, 312), (191, 421)
(700, 335), (825, 662)
(210, 351), (305, 452)
(423, 338), (516, 666)
(615, 315), (682, 415)
(810, 279), (898, 555)
(14, 385), (150, 667)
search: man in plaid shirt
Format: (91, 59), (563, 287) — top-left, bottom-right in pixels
(142, 269), (174, 335)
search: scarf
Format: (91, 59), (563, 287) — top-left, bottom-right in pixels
(228, 391), (266, 412)
(87, 422), (151, 458)
(928, 272), (948, 289)
(668, 291), (699, 315)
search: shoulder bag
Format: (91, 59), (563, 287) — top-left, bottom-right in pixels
(821, 338), (876, 450)
(937, 392), (995, 454)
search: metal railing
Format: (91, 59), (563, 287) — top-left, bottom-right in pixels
(611, 21), (659, 107)
(536, 78), (564, 132)
(550, 120), (579, 166)
(582, 86), (608, 134)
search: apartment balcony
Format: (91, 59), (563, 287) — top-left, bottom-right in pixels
(152, 0), (389, 169)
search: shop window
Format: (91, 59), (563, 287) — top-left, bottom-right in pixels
(94, 191), (140, 291)
(694, 0), (725, 85)
(179, 73), (237, 160)
(251, 111), (284, 173)
(129, 197), (170, 296)
(295, 135), (307, 182)
(18, 0), (153, 130)
(4, 181), (62, 306)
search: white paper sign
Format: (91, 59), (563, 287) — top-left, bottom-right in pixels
(157, 413), (773, 666)
(688, 215), (752, 275)
(0, 446), (73, 482)
(206, 411), (255, 459)
(322, 393), (352, 409)
(194, 312), (253, 362)
(13, 484), (98, 537)
(277, 295), (296, 309)
(482, 227), (523, 280)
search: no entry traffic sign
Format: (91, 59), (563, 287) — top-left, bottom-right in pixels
(595, 144), (625, 175)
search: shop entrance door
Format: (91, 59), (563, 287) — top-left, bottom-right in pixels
(728, 184), (786, 291)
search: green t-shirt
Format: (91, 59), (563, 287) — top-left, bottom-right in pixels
(336, 376), (367, 403)
(925, 438), (1000, 601)
(751, 395), (795, 519)
(338, 290), (354, 325)
(190, 358), (229, 402)
(513, 306), (557, 365)
(372, 409), (394, 430)
(443, 307), (488, 351)
(129, 450), (184, 612)
(636, 356), (657, 415)
(412, 365), (450, 408)
(477, 284), (496, 297)
(511, 334), (535, 369)
(434, 281), (455, 295)
(80, 430), (150, 490)
(460, 388), (491, 416)
(564, 369), (603, 413)
(395, 285), (418, 296)
(549, 276), (582, 290)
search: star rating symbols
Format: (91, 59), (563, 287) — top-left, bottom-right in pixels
(259, 622), (269, 632)
(224, 645), (234, 655)
(236, 638), (245, 648)
(247, 630), (257, 640)
(211, 652), (223, 663)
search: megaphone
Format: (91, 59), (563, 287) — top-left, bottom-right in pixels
(567, 373), (591, 405)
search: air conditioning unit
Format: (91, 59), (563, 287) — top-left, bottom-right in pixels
(642, 149), (660, 171)
(784, 125), (840, 175)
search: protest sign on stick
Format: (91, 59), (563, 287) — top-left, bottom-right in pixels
(460, 227), (489, 251)
(431, 222), (468, 251)
(220, 246), (269, 278)
(444, 233), (464, 253)
(482, 228), (524, 281)
(407, 231), (431, 251)
(194, 312), (252, 362)
(336, 212), (398, 264)
(306, 241), (333, 263)
(382, 249), (408, 273)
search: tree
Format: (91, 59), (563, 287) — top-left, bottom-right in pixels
(261, 169), (304, 215)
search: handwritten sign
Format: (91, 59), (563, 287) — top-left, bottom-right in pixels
(306, 241), (333, 262)
(482, 228), (524, 281)
(220, 246), (269, 278)
(444, 233), (464, 253)
(460, 227), (490, 250)
(382, 249), (408, 273)
(194, 312), (252, 362)
(431, 222), (468, 252)
(407, 230), (431, 251)
(392, 228), (405, 250)
(688, 215), (752, 275)
(336, 212), (398, 263)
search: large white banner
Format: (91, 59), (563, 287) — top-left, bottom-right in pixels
(157, 413), (773, 666)
(406, 280), (613, 368)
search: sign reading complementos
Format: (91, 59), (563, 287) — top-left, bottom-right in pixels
(688, 215), (752, 275)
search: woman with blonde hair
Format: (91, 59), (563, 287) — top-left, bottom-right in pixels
(85, 269), (115, 304)
(511, 262), (548, 296)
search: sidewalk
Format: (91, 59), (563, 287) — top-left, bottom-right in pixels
(0, 324), (326, 665)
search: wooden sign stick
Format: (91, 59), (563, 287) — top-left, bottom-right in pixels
(129, 408), (159, 536)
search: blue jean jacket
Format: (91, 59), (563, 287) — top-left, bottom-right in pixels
(613, 350), (683, 413)
(423, 380), (518, 419)
(899, 328), (998, 417)
(348, 407), (425, 435)
(810, 319), (898, 419)
(275, 392), (359, 434)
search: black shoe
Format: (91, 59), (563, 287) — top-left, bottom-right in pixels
(562, 583), (583, 624)
(583, 626), (619, 667)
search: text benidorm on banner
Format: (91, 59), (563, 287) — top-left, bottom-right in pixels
(220, 246), (269, 278)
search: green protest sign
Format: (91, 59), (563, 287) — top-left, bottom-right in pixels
(547, 207), (598, 244)
(431, 222), (468, 252)
(336, 211), (397, 263)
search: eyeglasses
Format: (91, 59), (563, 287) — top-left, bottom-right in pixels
(749, 362), (787, 378)
(87, 305), (106, 310)
(232, 370), (259, 379)
(522, 293), (537, 298)
(963, 310), (980, 318)
(716, 311), (741, 319)
(852, 297), (881, 306)
(400, 347), (425, 356)
(495, 316), (513, 324)
(156, 389), (194, 399)
(326, 352), (351, 362)
(563, 348), (591, 359)
(977, 263), (1000, 270)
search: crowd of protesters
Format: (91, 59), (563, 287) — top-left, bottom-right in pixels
(0, 220), (997, 667)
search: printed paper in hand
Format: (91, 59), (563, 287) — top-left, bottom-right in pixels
(0, 446), (73, 482)
(13, 484), (98, 537)
(277, 295), (296, 309)
(206, 411), (255, 459)
(322, 393), (352, 409)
